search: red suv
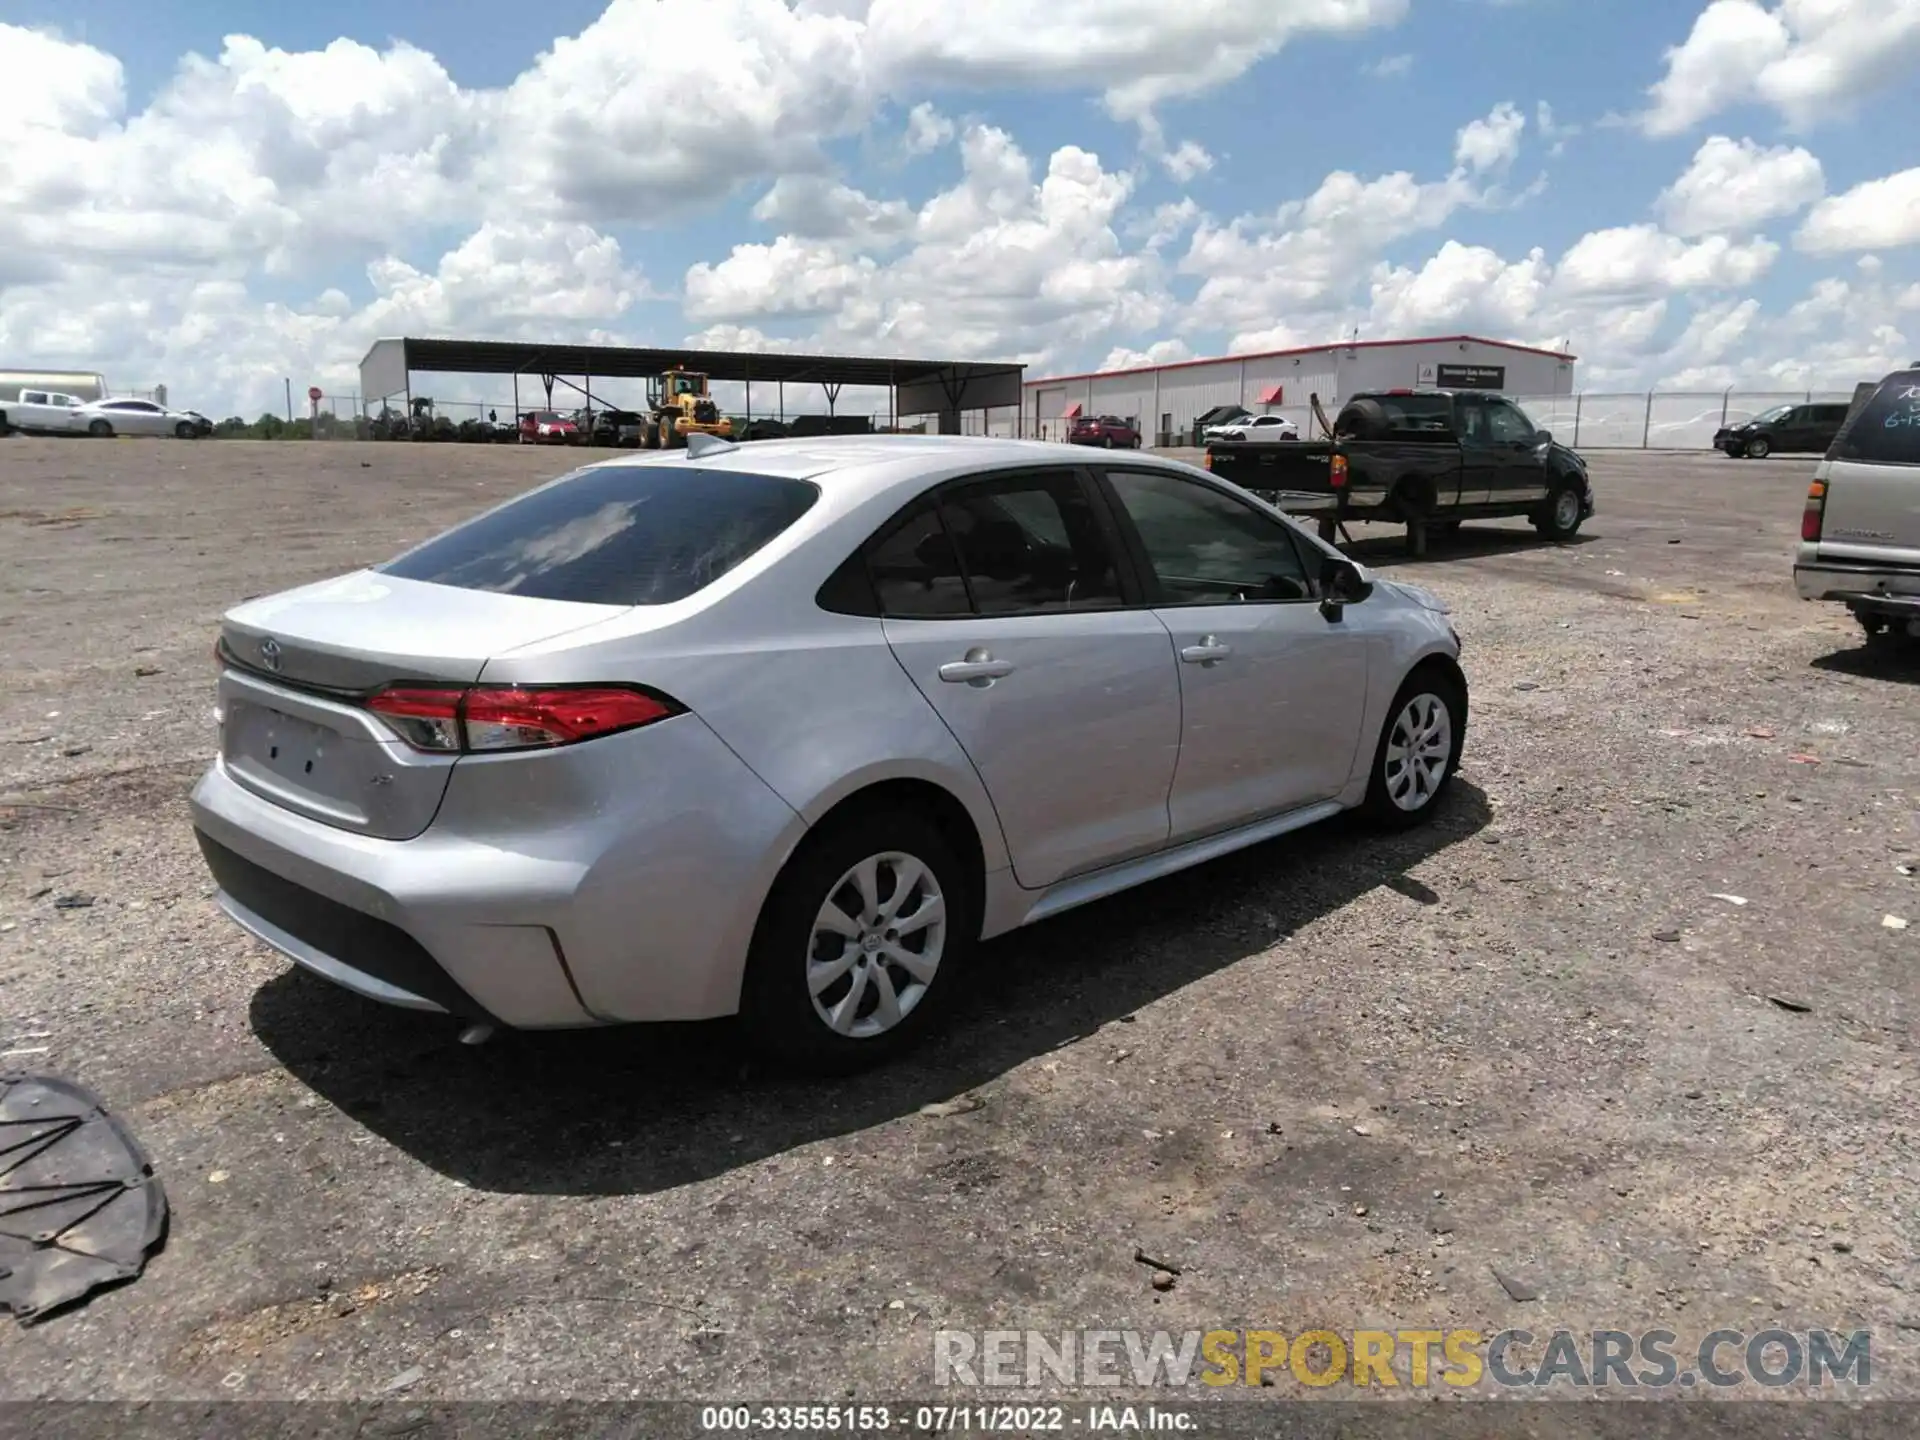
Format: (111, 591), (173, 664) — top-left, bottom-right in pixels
(1069, 414), (1142, 449)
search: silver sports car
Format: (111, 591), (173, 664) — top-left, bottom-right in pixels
(191, 435), (1467, 1071)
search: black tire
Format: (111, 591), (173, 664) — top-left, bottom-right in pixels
(1361, 663), (1467, 829)
(740, 808), (974, 1074)
(1103, 435), (1114, 449)
(88, 419), (112, 438)
(1532, 481), (1585, 540)
(175, 421), (196, 439)
(1745, 436), (1771, 459)
(1339, 398), (1389, 441)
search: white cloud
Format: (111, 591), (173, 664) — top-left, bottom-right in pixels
(750, 175), (914, 243)
(1368, 241), (1552, 337)
(1161, 140), (1216, 182)
(1182, 165), (1486, 341)
(1454, 101), (1526, 171)
(682, 125), (1164, 367)
(491, 0), (873, 224)
(850, 0), (1411, 123)
(1555, 224), (1779, 296)
(1795, 167), (1920, 253)
(1642, 0), (1920, 135)
(1101, 339), (1196, 370)
(903, 101), (955, 154)
(685, 236), (880, 322)
(1364, 53), (1413, 78)
(1655, 135), (1824, 237)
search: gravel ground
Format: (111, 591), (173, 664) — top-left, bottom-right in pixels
(1, 436), (1917, 1409)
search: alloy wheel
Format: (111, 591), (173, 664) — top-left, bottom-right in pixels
(1383, 693), (1453, 812)
(807, 851), (947, 1039)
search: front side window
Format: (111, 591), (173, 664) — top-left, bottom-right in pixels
(1104, 469), (1315, 605)
(381, 465), (819, 605)
(1483, 400), (1537, 443)
(1754, 404), (1795, 425)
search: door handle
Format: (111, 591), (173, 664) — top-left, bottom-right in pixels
(1180, 636), (1232, 665)
(938, 648), (1015, 687)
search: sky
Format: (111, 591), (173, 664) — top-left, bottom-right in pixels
(3, 0), (1919, 419)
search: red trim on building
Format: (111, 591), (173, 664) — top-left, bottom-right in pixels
(1257, 384), (1284, 405)
(1026, 334), (1579, 387)
(1062, 401), (1082, 419)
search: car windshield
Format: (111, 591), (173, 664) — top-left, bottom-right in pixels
(380, 464), (820, 605)
(1754, 404), (1795, 424)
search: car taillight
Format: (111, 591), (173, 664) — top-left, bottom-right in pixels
(1330, 454), (1349, 488)
(1802, 478), (1827, 543)
(365, 684), (681, 753)
(1202, 452), (1213, 470)
(367, 687), (467, 752)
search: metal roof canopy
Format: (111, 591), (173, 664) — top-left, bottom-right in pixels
(360, 337), (1025, 417)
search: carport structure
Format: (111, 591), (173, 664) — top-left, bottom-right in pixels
(358, 337), (1025, 434)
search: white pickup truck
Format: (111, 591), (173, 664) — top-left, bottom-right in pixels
(0, 389), (87, 435)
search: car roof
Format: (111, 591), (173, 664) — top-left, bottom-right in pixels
(578, 433), (1198, 500)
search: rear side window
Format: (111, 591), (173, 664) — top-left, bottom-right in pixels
(866, 502), (971, 618)
(381, 465), (818, 604)
(1831, 372), (1920, 466)
(857, 470), (1122, 619)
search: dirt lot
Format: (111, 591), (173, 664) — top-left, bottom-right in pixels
(2, 435), (1917, 1409)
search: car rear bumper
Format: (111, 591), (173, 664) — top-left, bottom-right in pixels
(189, 712), (805, 1029)
(1796, 558), (1920, 606)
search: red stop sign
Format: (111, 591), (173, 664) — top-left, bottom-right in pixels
(307, 386), (323, 402)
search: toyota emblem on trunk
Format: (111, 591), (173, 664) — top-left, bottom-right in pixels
(258, 637), (282, 671)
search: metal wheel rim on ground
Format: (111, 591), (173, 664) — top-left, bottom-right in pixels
(1553, 489), (1580, 530)
(808, 850), (947, 1039)
(1384, 693), (1452, 812)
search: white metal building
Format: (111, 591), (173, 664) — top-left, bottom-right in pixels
(1020, 335), (1577, 444)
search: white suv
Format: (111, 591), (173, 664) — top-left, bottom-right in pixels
(1795, 365), (1920, 644)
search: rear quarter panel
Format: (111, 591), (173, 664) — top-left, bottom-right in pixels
(1345, 441), (1462, 510)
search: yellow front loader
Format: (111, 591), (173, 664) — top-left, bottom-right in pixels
(644, 369), (734, 449)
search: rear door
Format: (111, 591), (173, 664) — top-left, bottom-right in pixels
(873, 467), (1182, 889)
(1818, 371), (1920, 578)
(1096, 465), (1370, 841)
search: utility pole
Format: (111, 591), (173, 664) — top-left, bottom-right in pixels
(284, 377), (293, 425)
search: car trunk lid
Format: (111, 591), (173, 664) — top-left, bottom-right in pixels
(218, 571), (625, 839)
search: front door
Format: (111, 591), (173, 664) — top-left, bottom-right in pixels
(872, 468), (1182, 890)
(1461, 396), (1552, 505)
(1096, 467), (1371, 841)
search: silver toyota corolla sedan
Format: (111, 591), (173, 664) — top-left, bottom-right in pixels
(190, 435), (1467, 1071)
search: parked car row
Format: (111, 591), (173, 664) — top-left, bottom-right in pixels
(0, 392), (213, 438)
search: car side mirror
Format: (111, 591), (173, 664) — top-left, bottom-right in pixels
(1534, 429), (1552, 445)
(1320, 555), (1373, 616)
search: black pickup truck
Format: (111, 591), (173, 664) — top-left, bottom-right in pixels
(1204, 389), (1594, 555)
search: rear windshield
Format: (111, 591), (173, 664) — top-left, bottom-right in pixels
(380, 465), (819, 605)
(1830, 372), (1920, 466)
